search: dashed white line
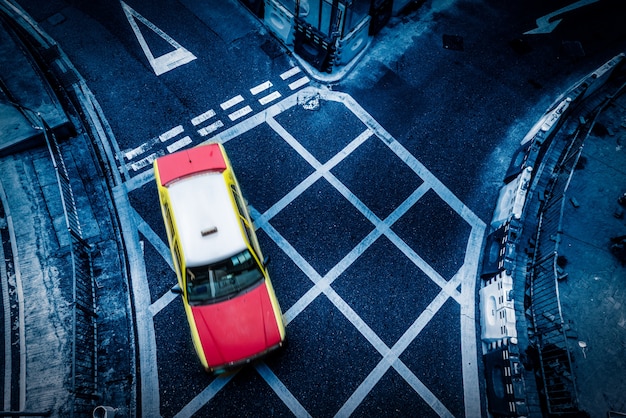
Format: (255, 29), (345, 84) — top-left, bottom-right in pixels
(166, 135), (192, 153)
(280, 66), (301, 80)
(191, 109), (216, 126)
(0, 230), (11, 411)
(221, 95), (244, 110)
(259, 91), (282, 105)
(124, 136), (159, 160)
(159, 125), (184, 142)
(289, 76), (310, 90)
(130, 151), (163, 172)
(250, 80), (273, 95)
(228, 105), (252, 121)
(198, 120), (224, 137)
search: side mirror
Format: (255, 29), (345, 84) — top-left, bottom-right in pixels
(263, 255), (271, 266)
(171, 284), (183, 294)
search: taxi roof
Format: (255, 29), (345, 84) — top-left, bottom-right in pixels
(156, 143), (227, 187)
(167, 171), (246, 267)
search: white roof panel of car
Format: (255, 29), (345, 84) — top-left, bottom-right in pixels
(167, 171), (246, 267)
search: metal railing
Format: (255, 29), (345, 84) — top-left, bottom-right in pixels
(41, 119), (98, 418)
(528, 76), (626, 415)
(528, 128), (584, 415)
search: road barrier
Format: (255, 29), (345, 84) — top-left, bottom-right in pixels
(263, 0), (295, 46)
(293, 17), (337, 73)
(484, 345), (526, 417)
(481, 219), (521, 279)
(480, 272), (517, 346)
(491, 166), (533, 229)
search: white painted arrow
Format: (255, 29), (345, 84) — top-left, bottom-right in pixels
(121, 1), (196, 75)
(524, 0), (600, 35)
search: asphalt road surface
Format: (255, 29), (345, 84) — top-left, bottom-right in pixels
(12, 0), (626, 416)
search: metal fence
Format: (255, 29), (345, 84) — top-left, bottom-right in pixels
(528, 73), (626, 415)
(528, 93), (609, 415)
(42, 119), (98, 417)
(527, 103), (596, 415)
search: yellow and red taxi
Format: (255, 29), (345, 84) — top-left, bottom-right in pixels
(153, 143), (285, 374)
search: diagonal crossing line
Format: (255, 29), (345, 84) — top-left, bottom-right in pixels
(250, 89), (483, 418)
(127, 86), (485, 417)
(255, 363), (311, 417)
(254, 212), (457, 417)
(335, 287), (457, 417)
(256, 119), (372, 224)
(321, 167), (461, 300)
(264, 114), (461, 299)
(173, 375), (235, 418)
(393, 360), (455, 418)
(132, 208), (173, 271)
(129, 205), (181, 317)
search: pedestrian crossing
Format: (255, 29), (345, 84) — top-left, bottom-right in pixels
(118, 66), (310, 178)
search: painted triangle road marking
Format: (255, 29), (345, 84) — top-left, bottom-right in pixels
(121, 1), (196, 76)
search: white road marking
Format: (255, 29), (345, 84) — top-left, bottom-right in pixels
(159, 125), (184, 142)
(173, 375), (234, 418)
(336, 292), (457, 418)
(123, 86), (486, 417)
(149, 287), (178, 317)
(113, 185), (161, 418)
(524, 0), (600, 34)
(228, 105), (252, 121)
(254, 121), (371, 224)
(250, 80), (273, 95)
(198, 121), (224, 136)
(259, 91), (281, 105)
(129, 150), (164, 172)
(288, 76), (310, 90)
(0, 227), (11, 411)
(255, 363), (311, 417)
(124, 166), (155, 193)
(191, 109), (216, 126)
(131, 187), (180, 317)
(120, 1), (196, 76)
(220, 95), (244, 110)
(460, 226), (486, 417)
(394, 360), (455, 418)
(124, 136), (159, 160)
(166, 135), (192, 153)
(280, 66), (301, 80)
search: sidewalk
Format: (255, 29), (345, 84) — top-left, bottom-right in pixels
(0, 6), (134, 417)
(557, 92), (626, 416)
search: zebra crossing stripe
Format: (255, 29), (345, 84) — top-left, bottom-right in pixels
(191, 109), (216, 126)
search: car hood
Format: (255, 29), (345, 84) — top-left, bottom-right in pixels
(190, 282), (282, 367)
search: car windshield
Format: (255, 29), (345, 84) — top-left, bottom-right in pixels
(186, 249), (263, 305)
